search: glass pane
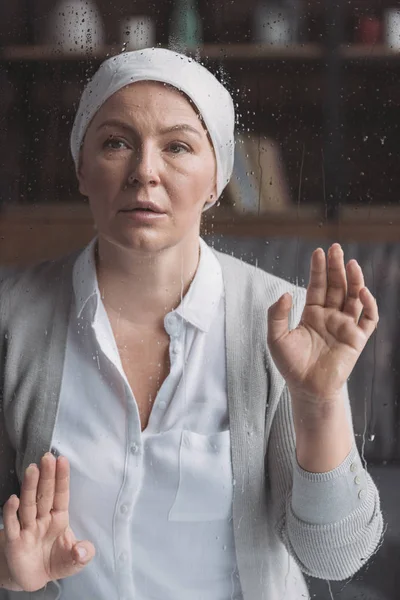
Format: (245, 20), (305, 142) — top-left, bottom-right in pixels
(0, 1), (397, 599)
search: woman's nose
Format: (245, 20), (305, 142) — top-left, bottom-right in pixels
(127, 145), (161, 186)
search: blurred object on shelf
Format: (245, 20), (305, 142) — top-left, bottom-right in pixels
(120, 15), (156, 50)
(384, 8), (400, 50)
(168, 0), (203, 52)
(354, 13), (382, 45)
(228, 133), (291, 215)
(252, 0), (301, 46)
(45, 0), (105, 54)
(92, 0), (167, 46)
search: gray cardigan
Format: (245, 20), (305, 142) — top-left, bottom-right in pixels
(0, 247), (383, 600)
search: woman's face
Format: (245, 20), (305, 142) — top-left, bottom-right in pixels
(78, 81), (217, 253)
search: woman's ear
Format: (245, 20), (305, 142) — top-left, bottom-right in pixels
(77, 155), (88, 196)
(209, 181), (218, 204)
(203, 189), (218, 211)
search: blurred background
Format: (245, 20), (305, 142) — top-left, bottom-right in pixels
(1, 1), (400, 256)
(1, 1), (400, 598)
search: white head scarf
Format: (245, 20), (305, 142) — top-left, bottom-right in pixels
(70, 47), (235, 209)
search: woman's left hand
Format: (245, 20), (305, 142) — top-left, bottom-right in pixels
(267, 243), (378, 404)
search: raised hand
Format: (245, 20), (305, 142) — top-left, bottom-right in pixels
(267, 243), (378, 403)
(2, 453), (95, 592)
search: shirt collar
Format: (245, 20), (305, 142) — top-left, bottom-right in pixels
(73, 237), (99, 320)
(174, 238), (224, 333)
(72, 237), (224, 332)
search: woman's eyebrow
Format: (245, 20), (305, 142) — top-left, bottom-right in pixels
(159, 124), (202, 138)
(96, 119), (133, 132)
(96, 120), (203, 138)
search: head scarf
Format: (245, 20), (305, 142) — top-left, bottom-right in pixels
(70, 47), (235, 209)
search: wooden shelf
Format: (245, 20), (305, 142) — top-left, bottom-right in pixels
(3, 203), (400, 225)
(197, 44), (324, 61)
(1, 45), (110, 62)
(1, 204), (400, 268)
(0, 43), (325, 63)
(3, 43), (400, 64)
(339, 44), (400, 61)
(202, 206), (400, 242)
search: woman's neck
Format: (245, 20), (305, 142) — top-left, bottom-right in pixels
(95, 236), (201, 329)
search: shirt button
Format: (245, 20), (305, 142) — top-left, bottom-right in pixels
(164, 313), (175, 328)
(165, 313), (180, 336)
(158, 400), (167, 409)
(358, 489), (367, 500)
(350, 462), (358, 473)
(354, 475), (361, 485)
(130, 443), (139, 454)
(119, 551), (127, 563)
(120, 504), (128, 514)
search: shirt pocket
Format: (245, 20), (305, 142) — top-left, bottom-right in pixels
(168, 429), (233, 522)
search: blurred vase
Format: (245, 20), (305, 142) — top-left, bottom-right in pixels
(46, 0), (104, 54)
(355, 14), (382, 45)
(253, 0), (299, 45)
(120, 15), (156, 50)
(384, 8), (400, 50)
(168, 0), (203, 52)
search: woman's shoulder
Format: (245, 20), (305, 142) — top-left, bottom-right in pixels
(212, 248), (306, 298)
(212, 248), (306, 330)
(0, 251), (79, 316)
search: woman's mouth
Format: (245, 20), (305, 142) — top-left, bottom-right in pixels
(119, 207), (167, 222)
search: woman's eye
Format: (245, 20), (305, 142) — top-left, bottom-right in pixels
(168, 142), (191, 155)
(104, 138), (129, 150)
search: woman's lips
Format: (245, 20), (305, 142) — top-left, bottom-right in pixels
(120, 199), (165, 213)
(119, 208), (167, 222)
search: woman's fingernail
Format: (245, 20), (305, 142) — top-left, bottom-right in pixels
(77, 546), (87, 559)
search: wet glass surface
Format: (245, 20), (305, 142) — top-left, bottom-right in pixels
(0, 2), (399, 599)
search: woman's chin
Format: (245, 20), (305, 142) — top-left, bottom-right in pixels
(96, 217), (200, 256)
(101, 227), (174, 255)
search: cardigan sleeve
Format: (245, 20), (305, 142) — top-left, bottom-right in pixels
(0, 280), (21, 515)
(267, 382), (384, 580)
(291, 381), (371, 525)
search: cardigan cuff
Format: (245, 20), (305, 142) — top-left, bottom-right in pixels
(291, 443), (369, 525)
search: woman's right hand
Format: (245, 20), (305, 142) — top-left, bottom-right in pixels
(2, 453), (95, 592)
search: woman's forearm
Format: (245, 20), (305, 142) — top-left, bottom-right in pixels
(0, 529), (23, 591)
(291, 390), (353, 473)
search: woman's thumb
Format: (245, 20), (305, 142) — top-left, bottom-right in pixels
(72, 541), (95, 566)
(267, 293), (292, 345)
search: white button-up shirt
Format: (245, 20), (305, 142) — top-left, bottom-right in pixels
(51, 238), (243, 599)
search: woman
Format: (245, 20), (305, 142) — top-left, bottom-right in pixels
(0, 48), (383, 599)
